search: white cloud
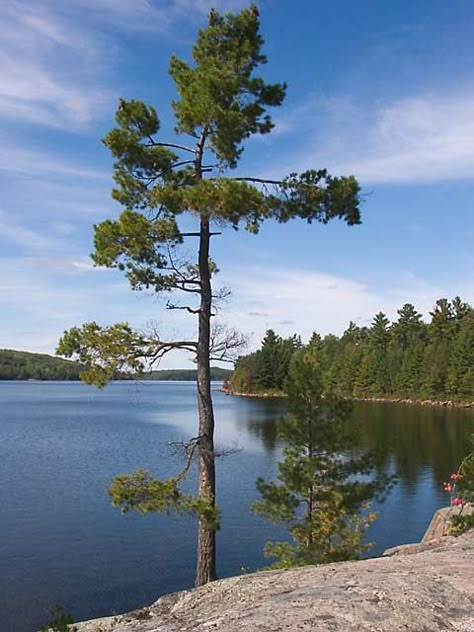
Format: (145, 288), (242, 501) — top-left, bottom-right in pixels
(221, 264), (473, 350)
(0, 1), (114, 130)
(0, 210), (59, 252)
(273, 92), (474, 185)
(0, 0), (251, 131)
(1, 255), (472, 364)
(46, 0), (250, 30)
(0, 142), (108, 180)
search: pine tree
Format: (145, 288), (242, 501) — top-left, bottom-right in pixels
(258, 329), (283, 390)
(56, 6), (361, 585)
(391, 304), (427, 398)
(368, 312), (391, 395)
(447, 311), (474, 400)
(422, 299), (455, 399)
(253, 352), (391, 568)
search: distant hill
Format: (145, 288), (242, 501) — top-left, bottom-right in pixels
(142, 367), (232, 381)
(0, 349), (82, 381)
(0, 349), (232, 382)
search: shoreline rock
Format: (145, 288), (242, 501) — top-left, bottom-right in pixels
(75, 512), (474, 632)
(220, 387), (474, 409)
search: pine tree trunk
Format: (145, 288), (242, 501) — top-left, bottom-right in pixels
(196, 216), (217, 586)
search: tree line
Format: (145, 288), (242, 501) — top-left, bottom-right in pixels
(229, 297), (474, 402)
(0, 349), (82, 381)
(0, 350), (231, 382)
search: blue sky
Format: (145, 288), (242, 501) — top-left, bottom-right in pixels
(1, 0), (473, 367)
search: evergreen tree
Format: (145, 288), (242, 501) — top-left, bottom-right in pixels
(391, 303), (425, 349)
(231, 296), (473, 404)
(396, 342), (425, 398)
(253, 352), (391, 568)
(368, 312), (391, 395)
(447, 311), (474, 400)
(56, 7), (361, 586)
(422, 299), (455, 398)
(257, 329), (283, 390)
(390, 304), (426, 398)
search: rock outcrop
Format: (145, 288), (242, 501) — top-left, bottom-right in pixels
(77, 527), (474, 632)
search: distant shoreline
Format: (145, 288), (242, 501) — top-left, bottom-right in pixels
(220, 387), (474, 409)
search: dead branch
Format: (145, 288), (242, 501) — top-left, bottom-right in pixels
(209, 323), (248, 363)
(166, 299), (200, 314)
(168, 436), (201, 481)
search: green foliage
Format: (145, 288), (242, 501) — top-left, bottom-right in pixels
(143, 367), (231, 381)
(447, 435), (474, 535)
(449, 512), (474, 535)
(231, 297), (474, 403)
(108, 469), (220, 530)
(455, 439), (474, 506)
(230, 330), (301, 393)
(170, 9), (285, 168)
(86, 7), (360, 299)
(252, 352), (392, 568)
(57, 323), (147, 387)
(58, 6), (361, 390)
(40, 605), (77, 632)
(0, 349), (81, 381)
(447, 311), (474, 400)
(55, 6), (362, 583)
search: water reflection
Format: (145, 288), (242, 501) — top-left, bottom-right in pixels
(1, 382), (473, 632)
(241, 398), (474, 489)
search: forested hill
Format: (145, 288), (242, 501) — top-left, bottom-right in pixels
(143, 368), (231, 381)
(229, 297), (474, 403)
(0, 349), (82, 380)
(0, 349), (231, 382)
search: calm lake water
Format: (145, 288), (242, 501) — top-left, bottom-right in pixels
(1, 381), (473, 631)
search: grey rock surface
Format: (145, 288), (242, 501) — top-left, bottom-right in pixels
(77, 529), (474, 632)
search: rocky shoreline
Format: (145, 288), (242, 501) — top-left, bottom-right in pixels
(220, 387), (474, 409)
(75, 508), (474, 632)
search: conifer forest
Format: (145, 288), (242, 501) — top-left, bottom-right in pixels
(229, 297), (474, 403)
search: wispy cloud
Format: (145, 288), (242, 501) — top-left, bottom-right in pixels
(0, 1), (114, 130)
(0, 210), (59, 252)
(0, 0), (250, 131)
(222, 264), (473, 349)
(270, 91), (474, 185)
(0, 140), (109, 180)
(46, 0), (250, 30)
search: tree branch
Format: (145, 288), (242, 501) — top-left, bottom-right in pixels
(147, 138), (195, 154)
(166, 299), (200, 314)
(218, 176), (282, 185)
(168, 437), (202, 482)
(208, 323), (248, 363)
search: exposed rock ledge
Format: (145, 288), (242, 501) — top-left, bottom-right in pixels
(77, 526), (474, 631)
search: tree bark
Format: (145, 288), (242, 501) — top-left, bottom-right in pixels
(195, 215), (217, 586)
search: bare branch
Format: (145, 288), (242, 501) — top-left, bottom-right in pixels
(166, 299), (200, 314)
(212, 286), (232, 302)
(179, 232), (222, 237)
(209, 323), (248, 363)
(168, 436), (201, 481)
(214, 442), (243, 458)
(166, 281), (202, 294)
(165, 245), (201, 284)
(140, 321), (198, 365)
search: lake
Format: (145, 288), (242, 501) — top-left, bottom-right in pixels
(1, 381), (473, 631)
